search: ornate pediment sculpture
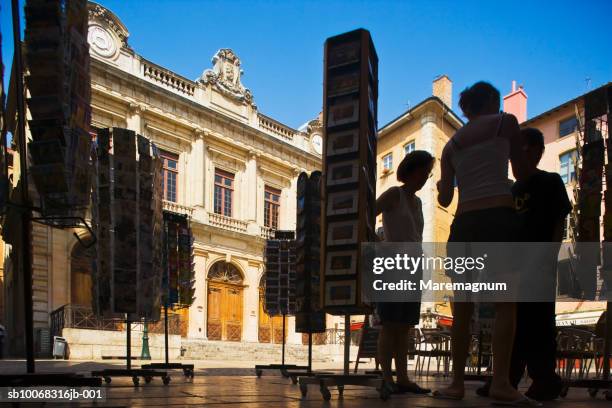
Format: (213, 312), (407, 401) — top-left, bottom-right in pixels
(87, 2), (130, 50)
(199, 49), (256, 107)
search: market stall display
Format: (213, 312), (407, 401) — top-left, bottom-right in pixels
(141, 212), (195, 378)
(25, 0), (92, 219)
(90, 128), (168, 386)
(0, 0), (102, 385)
(299, 28), (385, 401)
(256, 231), (311, 377)
(562, 85), (612, 400)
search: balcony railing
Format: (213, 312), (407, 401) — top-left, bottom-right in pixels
(258, 114), (295, 142)
(208, 212), (248, 233)
(142, 60), (196, 97)
(163, 200), (194, 217)
(260, 226), (275, 239)
(50, 304), (182, 338)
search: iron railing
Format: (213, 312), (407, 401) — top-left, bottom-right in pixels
(50, 304), (182, 338)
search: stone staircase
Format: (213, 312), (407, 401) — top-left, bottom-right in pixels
(181, 339), (354, 363)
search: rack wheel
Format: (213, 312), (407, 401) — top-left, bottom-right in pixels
(559, 384), (569, 398)
(144, 376), (152, 384)
(300, 384), (308, 397)
(338, 385), (344, 397)
(187, 369), (194, 378)
(291, 376), (298, 385)
(162, 375), (171, 385)
(320, 385), (331, 401)
(588, 388), (598, 398)
(104, 377), (111, 384)
(605, 391), (612, 401)
(256, 369), (263, 378)
(132, 376), (140, 386)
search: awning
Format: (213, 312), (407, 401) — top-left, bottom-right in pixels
(556, 310), (604, 327)
(350, 322), (364, 331)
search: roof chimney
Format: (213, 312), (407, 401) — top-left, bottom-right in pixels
(433, 75), (452, 108)
(503, 80), (528, 123)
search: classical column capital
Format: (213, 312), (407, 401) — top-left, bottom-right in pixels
(194, 127), (209, 139)
(128, 102), (147, 115)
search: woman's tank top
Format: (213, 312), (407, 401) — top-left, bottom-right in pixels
(381, 187), (423, 243)
(450, 114), (512, 204)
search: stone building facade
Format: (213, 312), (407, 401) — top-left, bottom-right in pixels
(3, 2), (327, 358)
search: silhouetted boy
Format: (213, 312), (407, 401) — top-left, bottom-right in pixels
(479, 127), (572, 401)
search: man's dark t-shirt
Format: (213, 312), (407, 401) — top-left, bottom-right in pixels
(512, 170), (572, 242)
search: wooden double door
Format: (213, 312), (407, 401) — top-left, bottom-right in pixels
(258, 289), (287, 343)
(207, 282), (243, 341)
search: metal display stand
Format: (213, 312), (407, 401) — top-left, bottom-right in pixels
(0, 0), (102, 387)
(298, 315), (387, 401)
(255, 314), (310, 378)
(559, 301), (612, 400)
(141, 304), (194, 378)
(558, 88), (612, 400)
(140, 212), (195, 378)
(91, 316), (168, 386)
(285, 331), (334, 384)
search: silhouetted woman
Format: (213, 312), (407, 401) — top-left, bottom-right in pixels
(435, 82), (533, 404)
(375, 150), (433, 395)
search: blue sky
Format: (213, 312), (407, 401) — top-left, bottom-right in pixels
(2, 0), (611, 129)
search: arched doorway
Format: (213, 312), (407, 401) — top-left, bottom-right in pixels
(70, 241), (93, 307)
(207, 261), (244, 341)
(258, 276), (287, 343)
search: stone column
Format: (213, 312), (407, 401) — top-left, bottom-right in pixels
(243, 260), (261, 343)
(281, 168), (300, 230)
(204, 146), (214, 215)
(255, 164), (265, 226)
(286, 316), (302, 345)
(419, 111), (438, 243)
(244, 151), (258, 222)
(126, 103), (145, 134)
(190, 129), (206, 208)
(188, 250), (208, 339)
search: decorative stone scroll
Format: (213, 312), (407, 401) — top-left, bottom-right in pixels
(199, 49), (256, 107)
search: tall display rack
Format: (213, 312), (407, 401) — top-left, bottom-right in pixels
(141, 211), (195, 378)
(90, 128), (168, 386)
(255, 230), (311, 377)
(562, 85), (612, 400)
(286, 171), (328, 383)
(298, 29), (386, 401)
(0, 0), (101, 386)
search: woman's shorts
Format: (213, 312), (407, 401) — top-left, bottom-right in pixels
(447, 207), (520, 302)
(377, 301), (421, 326)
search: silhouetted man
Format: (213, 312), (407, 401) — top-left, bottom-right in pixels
(479, 127), (571, 401)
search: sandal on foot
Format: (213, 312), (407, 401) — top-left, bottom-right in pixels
(491, 395), (542, 407)
(396, 383), (431, 394)
(432, 390), (463, 400)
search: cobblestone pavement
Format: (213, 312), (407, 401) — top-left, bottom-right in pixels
(0, 360), (611, 407)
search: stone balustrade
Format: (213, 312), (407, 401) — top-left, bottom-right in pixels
(260, 226), (275, 239)
(257, 114), (295, 141)
(163, 200), (195, 217)
(208, 212), (249, 233)
(143, 60), (196, 97)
